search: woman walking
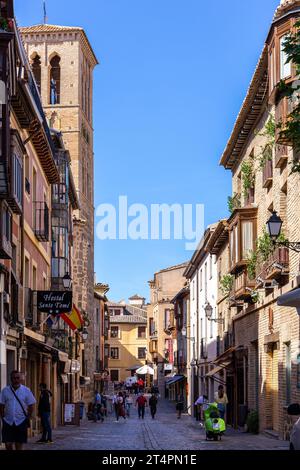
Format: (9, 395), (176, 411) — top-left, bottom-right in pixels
(116, 392), (126, 421)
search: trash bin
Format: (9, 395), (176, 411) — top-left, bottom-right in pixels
(79, 402), (85, 419)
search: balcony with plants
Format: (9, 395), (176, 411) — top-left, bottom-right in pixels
(246, 229), (289, 288)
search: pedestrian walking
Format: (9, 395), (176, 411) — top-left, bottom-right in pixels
(214, 385), (228, 421)
(149, 393), (158, 419)
(116, 392), (126, 421)
(0, 370), (36, 451)
(176, 393), (184, 419)
(37, 383), (53, 443)
(136, 392), (147, 419)
(125, 394), (133, 417)
(101, 393), (107, 417)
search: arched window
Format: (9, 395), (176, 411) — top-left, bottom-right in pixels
(49, 55), (61, 104)
(31, 55), (41, 94)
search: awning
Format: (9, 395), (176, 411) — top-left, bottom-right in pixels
(165, 375), (185, 386)
(277, 288), (300, 310)
(206, 360), (232, 377)
(214, 346), (237, 364)
(126, 365), (142, 371)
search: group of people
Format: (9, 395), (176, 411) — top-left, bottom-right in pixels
(0, 370), (53, 450)
(112, 391), (158, 421)
(194, 385), (229, 423)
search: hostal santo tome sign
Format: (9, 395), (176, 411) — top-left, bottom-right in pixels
(37, 291), (72, 314)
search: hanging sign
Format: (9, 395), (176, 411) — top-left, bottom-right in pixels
(37, 291), (72, 314)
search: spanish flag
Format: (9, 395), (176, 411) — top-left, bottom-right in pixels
(61, 304), (84, 331)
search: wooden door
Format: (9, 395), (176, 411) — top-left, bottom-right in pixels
(271, 348), (279, 432)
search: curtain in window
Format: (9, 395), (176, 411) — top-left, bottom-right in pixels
(242, 221), (253, 259)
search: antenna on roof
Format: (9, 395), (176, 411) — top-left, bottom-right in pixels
(43, 1), (48, 24)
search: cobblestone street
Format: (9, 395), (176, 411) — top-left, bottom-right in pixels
(24, 399), (289, 451)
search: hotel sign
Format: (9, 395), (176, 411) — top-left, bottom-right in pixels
(37, 291), (72, 314)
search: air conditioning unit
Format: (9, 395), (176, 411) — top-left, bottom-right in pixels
(3, 292), (10, 304)
(19, 348), (27, 359)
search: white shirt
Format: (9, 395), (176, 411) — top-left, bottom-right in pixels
(0, 385), (36, 426)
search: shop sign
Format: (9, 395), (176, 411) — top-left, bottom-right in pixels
(37, 291), (72, 314)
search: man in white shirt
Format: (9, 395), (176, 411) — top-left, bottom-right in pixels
(0, 370), (36, 450)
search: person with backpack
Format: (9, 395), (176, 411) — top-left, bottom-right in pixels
(0, 370), (36, 450)
(37, 383), (53, 442)
(149, 393), (158, 419)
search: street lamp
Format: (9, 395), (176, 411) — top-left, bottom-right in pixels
(266, 211), (300, 252)
(82, 327), (88, 341)
(62, 273), (72, 290)
(181, 326), (195, 342)
(205, 302), (223, 324)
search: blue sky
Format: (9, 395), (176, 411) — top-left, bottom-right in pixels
(16, 0), (280, 302)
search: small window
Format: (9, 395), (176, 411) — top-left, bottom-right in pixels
(164, 309), (171, 330)
(49, 55), (61, 104)
(110, 347), (119, 359)
(32, 54), (41, 93)
(114, 309), (121, 316)
(209, 255), (213, 280)
(138, 347), (146, 359)
(110, 326), (119, 338)
(138, 326), (146, 338)
(110, 370), (119, 382)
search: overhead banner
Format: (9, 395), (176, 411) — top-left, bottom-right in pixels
(37, 291), (72, 314)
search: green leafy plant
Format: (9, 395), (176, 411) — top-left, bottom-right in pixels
(220, 274), (234, 296)
(276, 21), (300, 172)
(227, 193), (241, 213)
(241, 159), (255, 198)
(246, 410), (259, 434)
(256, 228), (274, 262)
(246, 250), (257, 280)
(0, 17), (8, 31)
(254, 115), (275, 169)
(250, 290), (260, 304)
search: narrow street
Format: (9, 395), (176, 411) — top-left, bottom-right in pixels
(26, 399), (289, 451)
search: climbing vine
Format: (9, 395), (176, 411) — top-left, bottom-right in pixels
(241, 159), (255, 198)
(227, 193), (241, 214)
(276, 21), (300, 172)
(220, 274), (234, 297)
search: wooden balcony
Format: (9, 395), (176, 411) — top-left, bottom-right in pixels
(262, 159), (273, 188)
(256, 246), (289, 282)
(275, 144), (288, 169)
(233, 269), (256, 300)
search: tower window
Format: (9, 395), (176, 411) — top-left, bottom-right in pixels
(49, 55), (61, 104)
(31, 55), (41, 94)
